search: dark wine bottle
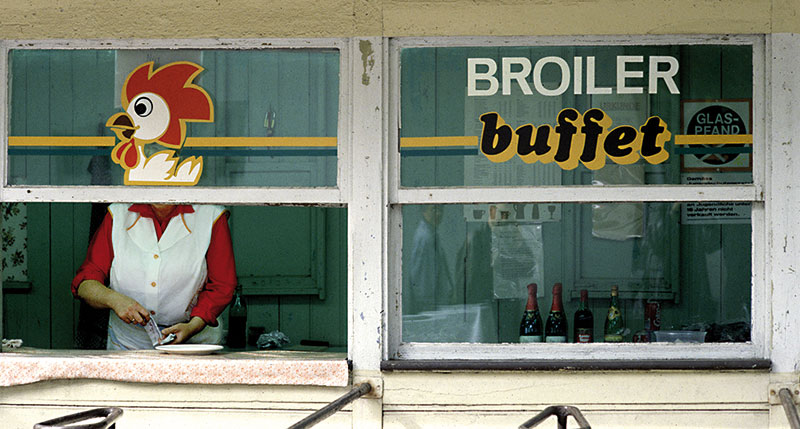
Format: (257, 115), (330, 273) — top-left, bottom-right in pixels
(519, 283), (543, 343)
(603, 285), (625, 342)
(545, 283), (567, 343)
(227, 284), (247, 348)
(573, 289), (594, 343)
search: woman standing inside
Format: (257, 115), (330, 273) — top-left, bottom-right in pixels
(72, 203), (237, 350)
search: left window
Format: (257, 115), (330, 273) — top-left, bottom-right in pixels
(1, 42), (349, 366)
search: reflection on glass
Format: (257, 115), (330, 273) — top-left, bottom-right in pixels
(401, 203), (752, 344)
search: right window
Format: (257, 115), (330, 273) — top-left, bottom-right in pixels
(392, 38), (762, 358)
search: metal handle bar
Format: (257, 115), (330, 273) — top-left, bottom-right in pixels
(519, 405), (591, 429)
(287, 382), (372, 429)
(780, 388), (800, 429)
(34, 407), (123, 429)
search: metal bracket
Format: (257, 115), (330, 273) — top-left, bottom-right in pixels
(769, 383), (800, 405)
(353, 375), (383, 399)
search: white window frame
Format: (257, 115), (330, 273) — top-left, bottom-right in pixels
(0, 38), (360, 376)
(385, 35), (768, 361)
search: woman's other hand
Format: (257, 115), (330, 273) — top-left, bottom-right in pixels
(161, 316), (206, 344)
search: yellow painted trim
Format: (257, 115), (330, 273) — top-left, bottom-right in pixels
(181, 213), (192, 234)
(184, 137), (337, 147)
(126, 215), (141, 231)
(12, 135), (751, 149)
(674, 134), (753, 145)
(400, 135), (754, 148)
(9, 136), (116, 147)
(400, 136), (478, 147)
(8, 136), (337, 148)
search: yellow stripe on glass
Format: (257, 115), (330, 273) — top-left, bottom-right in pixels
(8, 136), (337, 147)
(400, 136), (478, 147)
(399, 135), (752, 148)
(674, 134), (752, 145)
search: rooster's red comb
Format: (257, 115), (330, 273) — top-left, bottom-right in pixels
(123, 61), (214, 148)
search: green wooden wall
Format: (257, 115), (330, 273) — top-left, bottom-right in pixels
(2, 204), (348, 349)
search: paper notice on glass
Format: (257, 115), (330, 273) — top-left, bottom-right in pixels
(681, 172), (751, 224)
(490, 224), (544, 299)
(592, 164), (645, 240)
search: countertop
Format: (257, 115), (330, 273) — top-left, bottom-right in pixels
(0, 346), (349, 387)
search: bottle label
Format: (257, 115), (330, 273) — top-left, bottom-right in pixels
(545, 336), (567, 343)
(645, 302), (661, 331)
(519, 335), (543, 343)
(576, 328), (593, 343)
(604, 334), (623, 342)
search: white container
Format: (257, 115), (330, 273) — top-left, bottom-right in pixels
(653, 330), (707, 343)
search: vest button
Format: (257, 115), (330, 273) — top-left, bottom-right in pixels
(151, 281), (157, 287)
(153, 254), (159, 259)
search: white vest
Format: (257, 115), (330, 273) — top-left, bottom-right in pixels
(107, 203), (225, 349)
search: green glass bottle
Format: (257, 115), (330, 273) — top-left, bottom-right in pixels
(227, 284), (247, 348)
(603, 285), (625, 342)
(519, 283), (543, 343)
(544, 283), (567, 343)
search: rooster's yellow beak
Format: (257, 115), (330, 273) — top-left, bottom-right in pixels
(106, 112), (138, 141)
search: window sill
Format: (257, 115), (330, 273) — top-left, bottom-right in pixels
(381, 359), (771, 372)
(0, 347), (349, 387)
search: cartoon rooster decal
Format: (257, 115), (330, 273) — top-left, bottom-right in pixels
(107, 61), (213, 185)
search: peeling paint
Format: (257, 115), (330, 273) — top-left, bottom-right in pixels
(359, 39), (375, 86)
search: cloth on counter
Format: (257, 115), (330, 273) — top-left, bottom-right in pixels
(2, 339), (22, 348)
(257, 331), (290, 349)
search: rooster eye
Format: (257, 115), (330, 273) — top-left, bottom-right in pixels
(126, 92), (169, 141)
(133, 97), (153, 117)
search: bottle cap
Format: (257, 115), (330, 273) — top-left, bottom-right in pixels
(527, 283), (537, 294)
(611, 285), (619, 296)
(552, 283), (562, 295)
(580, 289), (588, 300)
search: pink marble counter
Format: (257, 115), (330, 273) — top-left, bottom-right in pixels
(0, 347), (349, 387)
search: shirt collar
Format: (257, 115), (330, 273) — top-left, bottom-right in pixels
(128, 204), (194, 220)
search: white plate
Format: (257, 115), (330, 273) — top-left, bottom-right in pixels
(155, 344), (224, 355)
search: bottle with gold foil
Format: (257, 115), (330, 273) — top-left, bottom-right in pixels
(544, 283), (568, 343)
(603, 285), (625, 342)
(519, 283), (543, 343)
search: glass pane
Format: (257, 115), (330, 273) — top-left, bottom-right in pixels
(8, 49), (339, 187)
(400, 45), (753, 187)
(401, 203), (751, 344)
(1, 202), (347, 351)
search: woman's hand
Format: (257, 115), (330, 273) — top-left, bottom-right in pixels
(161, 317), (206, 344)
(77, 279), (150, 325)
(108, 293), (151, 326)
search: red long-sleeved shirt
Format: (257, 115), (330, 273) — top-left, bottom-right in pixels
(71, 204), (237, 326)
